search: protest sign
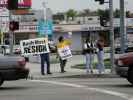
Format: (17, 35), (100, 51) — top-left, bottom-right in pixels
(20, 38), (50, 56)
(58, 46), (72, 60)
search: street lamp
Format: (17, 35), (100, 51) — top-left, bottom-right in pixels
(42, 1), (48, 38)
(42, 1), (47, 21)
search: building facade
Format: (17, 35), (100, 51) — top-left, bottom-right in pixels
(0, 9), (133, 52)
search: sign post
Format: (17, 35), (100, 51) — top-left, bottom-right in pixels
(38, 19), (53, 36)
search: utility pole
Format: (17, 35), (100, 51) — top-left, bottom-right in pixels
(0, 16), (3, 45)
(42, 1), (48, 38)
(94, 0), (115, 73)
(109, 0), (115, 73)
(120, 0), (127, 53)
(9, 11), (14, 55)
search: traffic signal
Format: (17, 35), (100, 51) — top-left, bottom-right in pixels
(100, 16), (107, 27)
(7, 0), (18, 10)
(99, 0), (104, 4)
(9, 21), (19, 31)
(95, 0), (104, 5)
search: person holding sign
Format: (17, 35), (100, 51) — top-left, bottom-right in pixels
(20, 38), (52, 75)
(57, 36), (72, 73)
(40, 38), (52, 75)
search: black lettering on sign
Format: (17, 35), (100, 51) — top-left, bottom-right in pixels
(31, 46), (36, 53)
(24, 47), (31, 54)
(32, 45), (47, 53)
(42, 45), (47, 52)
(39, 45), (43, 52)
(23, 42), (26, 46)
(35, 45), (39, 52)
(23, 45), (48, 54)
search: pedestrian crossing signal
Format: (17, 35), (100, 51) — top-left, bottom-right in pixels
(9, 21), (19, 31)
(7, 0), (18, 10)
(95, 0), (104, 5)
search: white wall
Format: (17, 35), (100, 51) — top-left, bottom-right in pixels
(71, 32), (82, 51)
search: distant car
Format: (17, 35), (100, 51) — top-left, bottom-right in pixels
(115, 52), (133, 85)
(115, 46), (133, 54)
(0, 54), (29, 86)
(0, 45), (21, 55)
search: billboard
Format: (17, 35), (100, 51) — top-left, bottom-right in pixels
(0, 0), (7, 7)
(18, 0), (32, 9)
(0, 0), (31, 9)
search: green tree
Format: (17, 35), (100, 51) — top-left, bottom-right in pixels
(78, 9), (97, 17)
(114, 9), (131, 18)
(53, 13), (65, 21)
(97, 9), (109, 21)
(114, 9), (120, 18)
(82, 9), (91, 16)
(126, 11), (131, 18)
(66, 9), (77, 21)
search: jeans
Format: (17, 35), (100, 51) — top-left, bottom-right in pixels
(85, 53), (94, 73)
(97, 50), (105, 73)
(40, 53), (50, 74)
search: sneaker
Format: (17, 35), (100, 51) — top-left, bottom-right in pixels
(90, 70), (93, 74)
(47, 72), (52, 74)
(86, 70), (90, 74)
(41, 73), (45, 75)
(61, 71), (66, 73)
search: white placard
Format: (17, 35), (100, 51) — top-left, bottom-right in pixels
(20, 38), (50, 56)
(58, 46), (72, 60)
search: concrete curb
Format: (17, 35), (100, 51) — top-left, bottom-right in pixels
(28, 73), (120, 80)
(57, 74), (120, 78)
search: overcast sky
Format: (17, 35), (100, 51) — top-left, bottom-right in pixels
(32, 0), (133, 13)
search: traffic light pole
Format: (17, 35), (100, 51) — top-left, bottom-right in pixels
(120, 0), (127, 53)
(9, 11), (14, 55)
(109, 0), (115, 73)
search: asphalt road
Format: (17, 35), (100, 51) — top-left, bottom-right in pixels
(0, 78), (133, 100)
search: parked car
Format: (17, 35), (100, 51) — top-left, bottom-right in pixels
(115, 52), (133, 85)
(13, 45), (21, 54)
(0, 54), (29, 86)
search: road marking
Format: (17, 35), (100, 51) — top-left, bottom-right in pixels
(30, 80), (133, 100)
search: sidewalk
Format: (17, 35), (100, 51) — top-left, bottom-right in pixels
(26, 55), (119, 79)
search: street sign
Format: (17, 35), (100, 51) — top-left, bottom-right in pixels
(38, 20), (53, 36)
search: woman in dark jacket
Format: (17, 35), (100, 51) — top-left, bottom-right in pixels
(83, 38), (96, 74)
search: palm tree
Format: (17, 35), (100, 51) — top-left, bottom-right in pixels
(66, 9), (77, 21)
(97, 9), (109, 21)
